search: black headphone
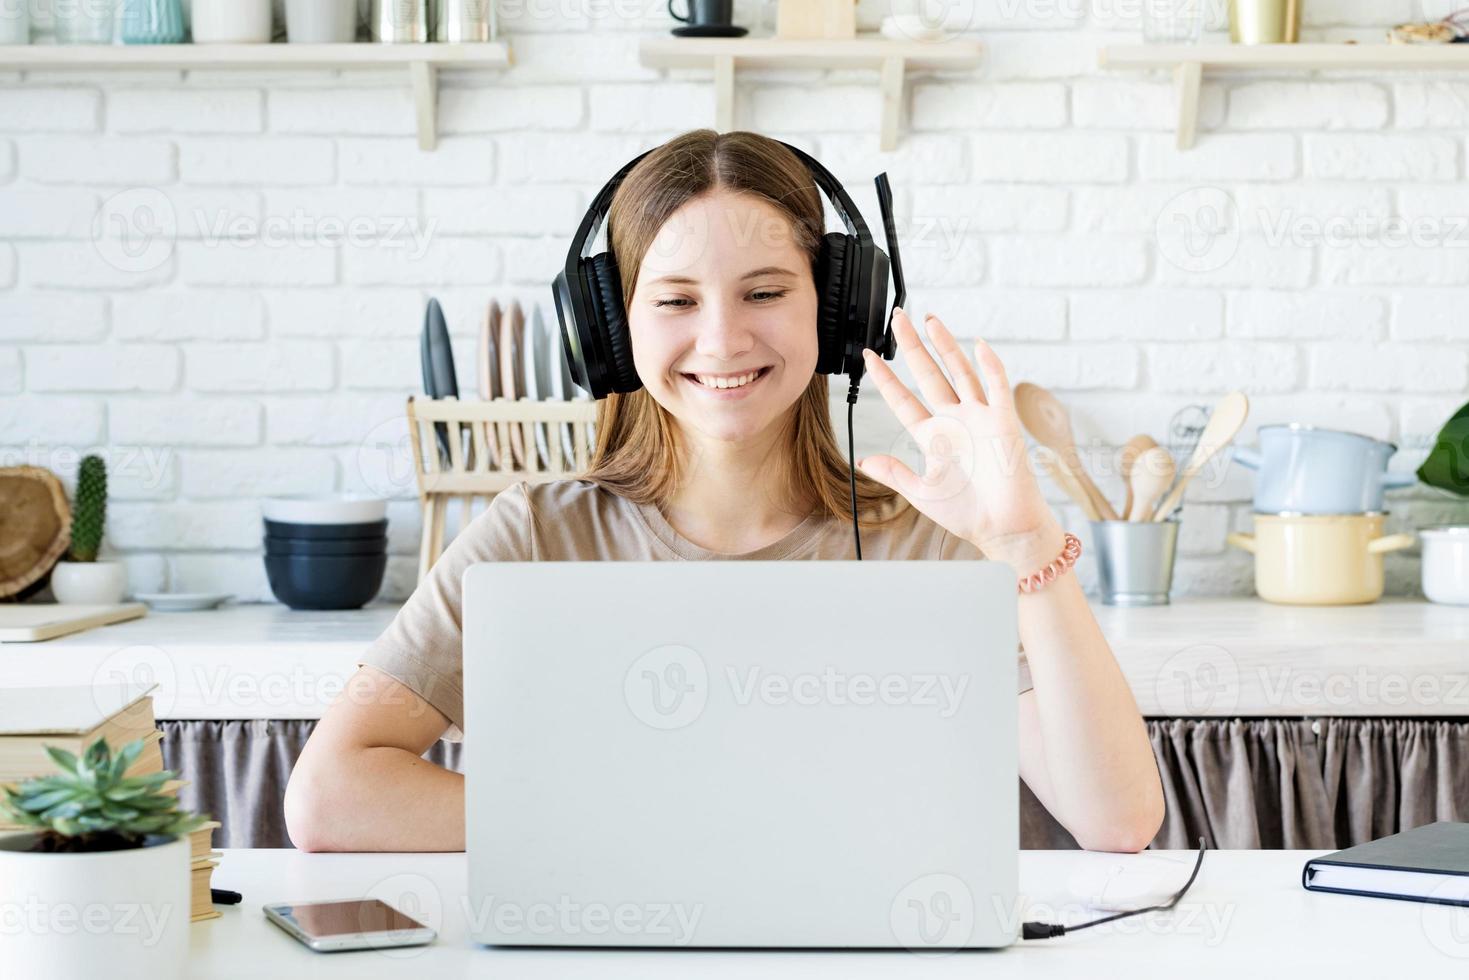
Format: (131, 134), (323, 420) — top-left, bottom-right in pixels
(551, 139), (906, 401)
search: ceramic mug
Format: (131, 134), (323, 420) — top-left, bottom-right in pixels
(1227, 512), (1415, 605)
(1421, 525), (1469, 605)
(191, 0), (272, 42)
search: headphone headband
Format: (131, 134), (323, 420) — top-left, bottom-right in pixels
(565, 140), (874, 272)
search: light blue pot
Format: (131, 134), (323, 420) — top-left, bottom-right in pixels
(1232, 423), (1417, 515)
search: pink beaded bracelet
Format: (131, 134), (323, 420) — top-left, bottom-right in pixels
(1017, 531), (1082, 595)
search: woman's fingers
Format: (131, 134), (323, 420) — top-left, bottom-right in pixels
(922, 313), (987, 405)
(861, 347), (930, 430)
(890, 308), (959, 407)
(971, 337), (1014, 412)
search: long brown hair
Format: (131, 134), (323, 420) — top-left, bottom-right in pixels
(581, 129), (911, 529)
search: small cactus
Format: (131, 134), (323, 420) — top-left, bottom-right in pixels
(0, 737), (208, 854)
(69, 454), (107, 562)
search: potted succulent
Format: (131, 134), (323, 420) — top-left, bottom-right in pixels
(0, 738), (208, 979)
(50, 454), (128, 605)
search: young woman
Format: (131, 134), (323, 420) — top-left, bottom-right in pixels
(284, 129), (1164, 854)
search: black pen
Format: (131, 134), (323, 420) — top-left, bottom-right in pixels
(212, 888), (242, 905)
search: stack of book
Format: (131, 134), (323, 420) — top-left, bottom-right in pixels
(0, 682), (221, 923)
(190, 820), (223, 922)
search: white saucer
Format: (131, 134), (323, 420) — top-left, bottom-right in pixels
(134, 592), (233, 612)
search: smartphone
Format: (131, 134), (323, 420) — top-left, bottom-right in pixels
(263, 898), (436, 953)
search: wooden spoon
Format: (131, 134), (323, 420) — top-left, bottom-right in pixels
(1118, 434), (1159, 523)
(1128, 446), (1174, 522)
(1014, 382), (1119, 521)
(1149, 391), (1250, 522)
(1034, 446), (1101, 521)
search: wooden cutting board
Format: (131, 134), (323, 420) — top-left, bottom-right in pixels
(0, 603), (147, 642)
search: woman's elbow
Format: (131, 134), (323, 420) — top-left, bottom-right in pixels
(1076, 793), (1165, 853)
(283, 756), (340, 852)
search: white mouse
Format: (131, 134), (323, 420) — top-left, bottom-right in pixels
(1065, 851), (1196, 911)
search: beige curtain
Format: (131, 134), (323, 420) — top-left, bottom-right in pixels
(161, 718), (1469, 850)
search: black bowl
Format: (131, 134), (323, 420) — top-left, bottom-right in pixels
(264, 553), (388, 611)
(263, 518), (388, 540)
(264, 535), (387, 556)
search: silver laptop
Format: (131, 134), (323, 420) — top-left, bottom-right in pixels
(462, 560), (1019, 949)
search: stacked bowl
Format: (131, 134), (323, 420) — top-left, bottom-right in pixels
(261, 497), (389, 610)
(1226, 425), (1416, 605)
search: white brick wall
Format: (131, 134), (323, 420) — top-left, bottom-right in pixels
(3, 17), (1469, 603)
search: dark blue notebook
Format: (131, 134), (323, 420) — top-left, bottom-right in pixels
(1303, 822), (1469, 907)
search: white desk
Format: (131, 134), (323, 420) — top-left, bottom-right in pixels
(6, 598), (1469, 718)
(192, 848), (1467, 976)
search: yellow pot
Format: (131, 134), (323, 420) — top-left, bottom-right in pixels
(1226, 512), (1415, 605)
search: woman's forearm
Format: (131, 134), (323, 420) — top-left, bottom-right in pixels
(286, 744), (465, 852)
(986, 518), (1165, 851)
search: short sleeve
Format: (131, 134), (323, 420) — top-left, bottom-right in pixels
(938, 528), (1032, 696)
(356, 482), (535, 741)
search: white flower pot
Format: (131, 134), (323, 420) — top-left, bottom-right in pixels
(191, 0), (271, 42)
(0, 833), (190, 980)
(50, 560), (128, 605)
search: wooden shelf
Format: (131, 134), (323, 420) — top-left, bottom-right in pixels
(639, 36), (985, 151)
(1100, 42), (1469, 149)
(0, 42), (514, 150)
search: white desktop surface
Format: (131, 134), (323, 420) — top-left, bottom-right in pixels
(191, 848), (1466, 976)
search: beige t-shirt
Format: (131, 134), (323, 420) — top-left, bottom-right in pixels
(358, 478), (1033, 740)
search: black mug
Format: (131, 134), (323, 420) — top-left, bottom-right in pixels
(669, 0), (733, 26)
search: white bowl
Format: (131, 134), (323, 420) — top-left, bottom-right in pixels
(260, 495), (388, 525)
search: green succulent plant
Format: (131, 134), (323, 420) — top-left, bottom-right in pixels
(0, 737), (209, 853)
(69, 454), (108, 563)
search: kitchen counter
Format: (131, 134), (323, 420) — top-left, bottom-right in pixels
(3, 598), (1467, 718)
(184, 847), (1455, 976)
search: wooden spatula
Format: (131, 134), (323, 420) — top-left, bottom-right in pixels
(1118, 434), (1159, 523)
(1150, 391), (1250, 522)
(1034, 446), (1101, 521)
(1014, 382), (1119, 521)
(1128, 446), (1174, 522)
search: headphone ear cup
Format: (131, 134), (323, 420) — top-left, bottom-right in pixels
(814, 232), (851, 375)
(588, 251), (641, 394)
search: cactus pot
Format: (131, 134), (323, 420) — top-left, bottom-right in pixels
(49, 560), (128, 605)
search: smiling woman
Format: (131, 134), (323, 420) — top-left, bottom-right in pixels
(282, 129), (1164, 856)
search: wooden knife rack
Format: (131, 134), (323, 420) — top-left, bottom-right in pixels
(405, 396), (599, 581)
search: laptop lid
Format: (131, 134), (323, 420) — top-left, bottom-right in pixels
(463, 560), (1019, 949)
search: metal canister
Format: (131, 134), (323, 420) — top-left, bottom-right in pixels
(1229, 0), (1299, 44)
(370, 0), (429, 42)
(435, 0), (494, 41)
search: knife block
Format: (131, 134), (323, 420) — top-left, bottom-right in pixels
(406, 396), (599, 581)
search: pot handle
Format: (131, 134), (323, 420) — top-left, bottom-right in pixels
(1367, 532), (1416, 554)
(1380, 470), (1418, 490)
(1226, 531), (1256, 554)
(1231, 445), (1262, 471)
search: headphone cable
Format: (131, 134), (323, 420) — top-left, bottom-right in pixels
(847, 380), (862, 560)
